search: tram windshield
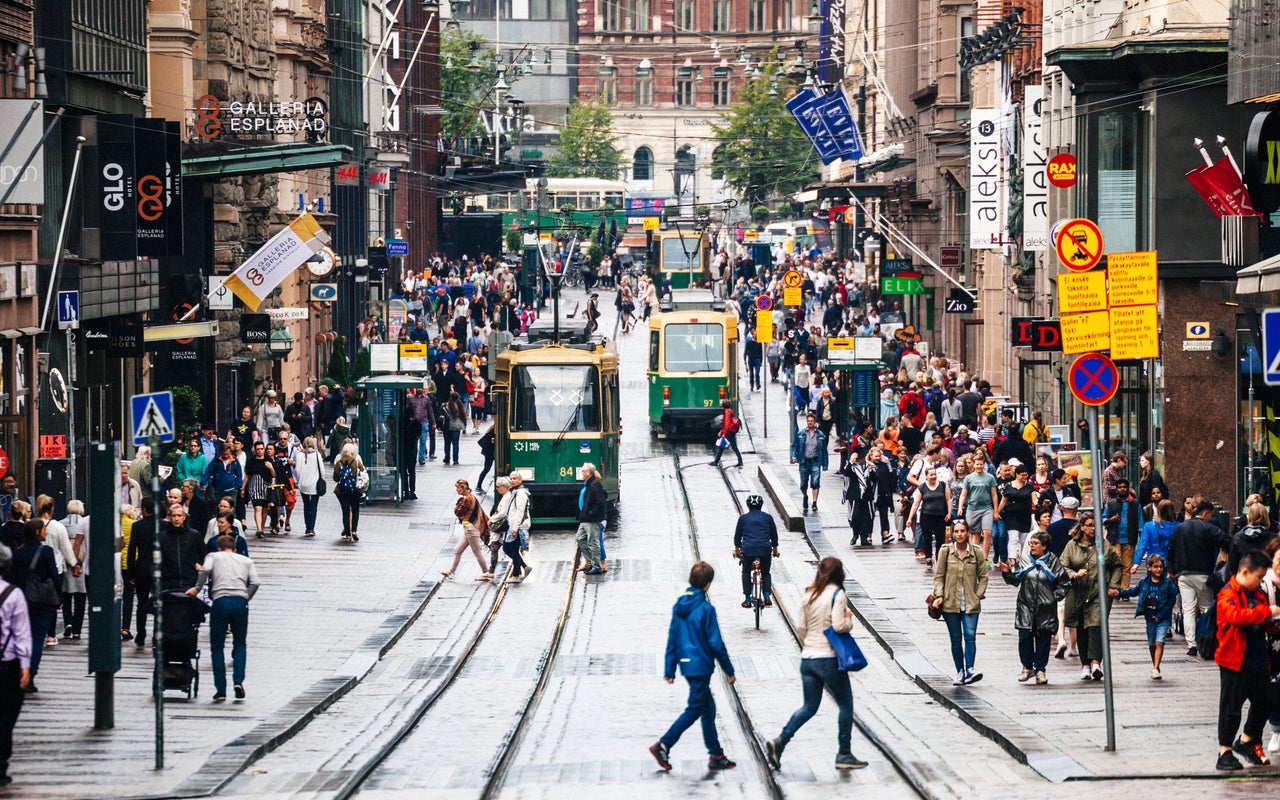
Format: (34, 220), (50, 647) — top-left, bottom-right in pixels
(510, 365), (601, 432)
(664, 324), (724, 373)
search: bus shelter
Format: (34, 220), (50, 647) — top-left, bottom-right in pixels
(822, 338), (885, 458)
(354, 374), (431, 506)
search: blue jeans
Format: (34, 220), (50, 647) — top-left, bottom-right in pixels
(444, 429), (461, 463)
(748, 359), (762, 387)
(417, 423), (430, 461)
(1145, 618), (1171, 647)
(941, 611), (980, 673)
(598, 521), (607, 561)
(660, 674), (723, 755)
(1018, 628), (1051, 671)
(301, 493), (319, 532)
(209, 596), (249, 696)
(992, 519), (1008, 562)
(778, 657), (853, 753)
(28, 606), (56, 676)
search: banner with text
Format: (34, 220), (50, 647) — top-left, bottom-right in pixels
(1022, 86), (1048, 251)
(786, 89), (843, 165)
(969, 109), (1003, 249)
(223, 214), (330, 311)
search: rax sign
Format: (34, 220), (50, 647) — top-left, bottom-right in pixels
(1011, 317), (1062, 352)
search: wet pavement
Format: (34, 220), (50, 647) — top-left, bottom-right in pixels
(10, 289), (1272, 799)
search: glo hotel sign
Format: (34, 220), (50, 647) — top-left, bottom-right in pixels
(819, 0), (847, 85)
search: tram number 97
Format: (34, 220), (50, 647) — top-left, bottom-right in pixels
(703, 399), (716, 407)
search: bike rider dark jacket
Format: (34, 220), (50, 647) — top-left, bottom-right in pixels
(733, 510), (778, 557)
(577, 474), (608, 523)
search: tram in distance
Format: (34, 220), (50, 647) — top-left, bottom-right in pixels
(491, 316), (621, 525)
(647, 289), (740, 438)
(651, 228), (710, 290)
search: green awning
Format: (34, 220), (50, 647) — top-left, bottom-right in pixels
(182, 142), (353, 179)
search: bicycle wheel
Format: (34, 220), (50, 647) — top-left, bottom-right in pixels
(753, 577), (763, 629)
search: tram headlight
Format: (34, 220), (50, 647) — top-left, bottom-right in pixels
(513, 467), (536, 482)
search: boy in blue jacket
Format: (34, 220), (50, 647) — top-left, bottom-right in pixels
(650, 562), (737, 771)
(1117, 553), (1179, 679)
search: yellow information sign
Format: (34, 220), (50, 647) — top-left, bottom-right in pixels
(1109, 305), (1160, 360)
(1060, 310), (1111, 355)
(1058, 271), (1108, 314)
(756, 316), (773, 343)
(1106, 251), (1158, 307)
(643, 216), (661, 231)
(399, 343), (427, 357)
(743, 230), (759, 241)
(783, 287), (802, 306)
(827, 337), (855, 351)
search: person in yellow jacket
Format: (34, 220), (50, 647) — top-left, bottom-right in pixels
(1022, 410), (1049, 446)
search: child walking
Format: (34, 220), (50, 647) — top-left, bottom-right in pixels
(650, 562), (737, 772)
(1117, 554), (1179, 679)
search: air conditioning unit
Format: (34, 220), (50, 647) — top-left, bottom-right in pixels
(0, 265), (15, 301)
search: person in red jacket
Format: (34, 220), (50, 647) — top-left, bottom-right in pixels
(710, 400), (743, 468)
(1214, 549), (1280, 771)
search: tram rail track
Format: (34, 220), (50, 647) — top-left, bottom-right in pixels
(319, 530), (580, 800)
(670, 442), (931, 800)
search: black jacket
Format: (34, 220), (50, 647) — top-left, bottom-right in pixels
(127, 517), (159, 581)
(1167, 517), (1229, 576)
(159, 523), (206, 592)
(1104, 494), (1143, 545)
(872, 460), (897, 499)
(285, 401), (313, 438)
(1227, 525), (1277, 573)
(577, 476), (608, 523)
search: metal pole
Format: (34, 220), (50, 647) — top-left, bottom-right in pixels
(1088, 405), (1116, 752)
(67, 329), (76, 498)
(150, 434), (164, 769)
(551, 275), (561, 344)
(0, 100), (39, 170)
(763, 348), (768, 438)
(39, 133), (84, 332)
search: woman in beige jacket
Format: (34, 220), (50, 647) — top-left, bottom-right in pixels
(765, 557), (868, 771)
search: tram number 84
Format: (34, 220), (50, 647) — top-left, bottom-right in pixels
(558, 466), (577, 478)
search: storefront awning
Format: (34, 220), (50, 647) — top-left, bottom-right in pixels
(182, 142), (353, 179)
(1235, 252), (1280, 294)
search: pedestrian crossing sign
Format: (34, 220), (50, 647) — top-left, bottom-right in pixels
(131, 391), (175, 445)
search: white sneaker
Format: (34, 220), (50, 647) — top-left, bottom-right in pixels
(1151, 668), (1162, 680)
(1035, 671), (1048, 684)
(1268, 732), (1280, 753)
(1017, 668), (1033, 682)
(1080, 666), (1093, 680)
(953, 672), (966, 686)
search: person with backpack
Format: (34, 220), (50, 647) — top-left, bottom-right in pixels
(331, 444), (366, 542)
(1228, 503), (1277, 574)
(7, 521), (56, 694)
(0, 543), (33, 787)
(1168, 499), (1231, 656)
(1060, 514), (1123, 680)
(649, 561), (737, 773)
(710, 400), (743, 468)
(1213, 549), (1280, 770)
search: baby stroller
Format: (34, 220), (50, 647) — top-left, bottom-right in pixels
(161, 591), (209, 699)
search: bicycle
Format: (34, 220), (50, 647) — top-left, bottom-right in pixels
(749, 558), (765, 630)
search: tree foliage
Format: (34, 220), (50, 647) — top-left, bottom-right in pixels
(441, 28), (497, 143)
(711, 56), (819, 208)
(546, 97), (622, 180)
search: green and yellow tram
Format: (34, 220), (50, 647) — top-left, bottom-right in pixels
(492, 320), (620, 524)
(647, 290), (740, 438)
(651, 229), (710, 289)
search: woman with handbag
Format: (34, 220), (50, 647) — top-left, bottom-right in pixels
(490, 476), (531, 583)
(999, 530), (1070, 685)
(765, 557), (868, 771)
(9, 519), (58, 693)
(442, 479), (492, 581)
(295, 437), (325, 538)
(931, 520), (988, 685)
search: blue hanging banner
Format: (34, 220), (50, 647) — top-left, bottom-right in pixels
(821, 90), (864, 162)
(786, 89), (842, 165)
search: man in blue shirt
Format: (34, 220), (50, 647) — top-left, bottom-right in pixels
(1105, 478), (1142, 592)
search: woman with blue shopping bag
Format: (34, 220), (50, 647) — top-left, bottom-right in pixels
(710, 399), (743, 468)
(766, 557), (869, 771)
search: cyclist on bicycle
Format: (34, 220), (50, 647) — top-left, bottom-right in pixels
(733, 495), (780, 608)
